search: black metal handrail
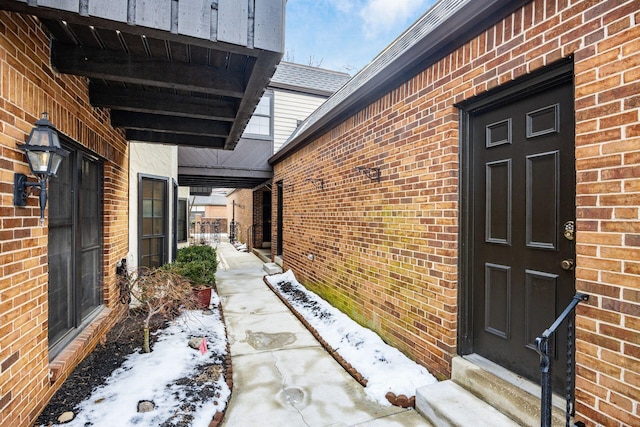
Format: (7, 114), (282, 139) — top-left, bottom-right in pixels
(535, 292), (589, 427)
(229, 220), (237, 243)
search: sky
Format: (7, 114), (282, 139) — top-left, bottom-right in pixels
(285, 0), (437, 74)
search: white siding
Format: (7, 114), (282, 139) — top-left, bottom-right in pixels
(273, 90), (327, 153)
(129, 142), (179, 268)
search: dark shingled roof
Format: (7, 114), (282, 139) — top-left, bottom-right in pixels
(270, 62), (351, 97)
(270, 0), (530, 165)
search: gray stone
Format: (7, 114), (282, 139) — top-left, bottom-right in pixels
(57, 411), (74, 423)
(137, 400), (155, 413)
(188, 337), (204, 349)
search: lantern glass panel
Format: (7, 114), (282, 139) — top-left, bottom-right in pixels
(27, 150), (51, 174)
(29, 129), (51, 147)
(50, 154), (64, 176)
(50, 131), (60, 148)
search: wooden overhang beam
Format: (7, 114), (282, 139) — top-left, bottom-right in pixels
(125, 130), (226, 148)
(89, 84), (237, 121)
(51, 41), (247, 98)
(0, 0), (284, 151)
(223, 51), (280, 149)
(110, 111), (231, 137)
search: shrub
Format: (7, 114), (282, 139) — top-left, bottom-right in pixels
(176, 245), (217, 265)
(171, 246), (217, 286)
(127, 266), (197, 352)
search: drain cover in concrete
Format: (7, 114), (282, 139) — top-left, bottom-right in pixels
(245, 330), (296, 350)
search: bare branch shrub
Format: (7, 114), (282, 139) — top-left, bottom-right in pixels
(127, 267), (197, 352)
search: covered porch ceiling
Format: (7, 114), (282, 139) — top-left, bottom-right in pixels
(0, 0), (284, 151)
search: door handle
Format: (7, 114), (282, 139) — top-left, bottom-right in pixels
(561, 259), (574, 270)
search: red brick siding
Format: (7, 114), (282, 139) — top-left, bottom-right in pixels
(0, 12), (128, 427)
(226, 188), (270, 250)
(251, 188), (269, 249)
(227, 190), (254, 244)
(204, 205), (227, 220)
(273, 1), (640, 425)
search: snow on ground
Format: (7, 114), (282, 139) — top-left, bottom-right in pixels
(46, 293), (230, 427)
(47, 264), (436, 426)
(265, 269), (437, 406)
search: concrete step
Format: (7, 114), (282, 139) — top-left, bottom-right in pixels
(252, 248), (271, 263)
(451, 355), (566, 427)
(263, 262), (282, 275)
(416, 380), (521, 427)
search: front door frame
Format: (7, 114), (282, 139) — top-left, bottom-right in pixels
(457, 57), (575, 356)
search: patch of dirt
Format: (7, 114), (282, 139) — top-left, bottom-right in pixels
(35, 308), (227, 427)
(276, 280), (333, 321)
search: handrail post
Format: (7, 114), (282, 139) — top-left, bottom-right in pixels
(535, 335), (553, 427)
(535, 293), (589, 427)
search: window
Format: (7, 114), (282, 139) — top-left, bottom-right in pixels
(48, 144), (103, 358)
(243, 92), (273, 138)
(139, 175), (168, 268)
(177, 199), (188, 242)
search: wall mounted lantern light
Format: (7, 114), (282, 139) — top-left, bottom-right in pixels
(14, 112), (69, 225)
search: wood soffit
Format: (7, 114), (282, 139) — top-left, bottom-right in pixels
(0, 0), (285, 151)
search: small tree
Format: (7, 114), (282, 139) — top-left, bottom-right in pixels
(128, 267), (196, 352)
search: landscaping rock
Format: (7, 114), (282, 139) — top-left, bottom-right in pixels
(57, 411), (74, 423)
(137, 400), (155, 413)
(189, 337), (204, 349)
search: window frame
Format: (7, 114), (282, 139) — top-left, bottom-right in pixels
(48, 138), (104, 359)
(177, 198), (188, 243)
(242, 90), (274, 140)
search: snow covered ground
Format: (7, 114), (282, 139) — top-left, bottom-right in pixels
(265, 270), (437, 405)
(44, 295), (229, 427)
(45, 268), (436, 426)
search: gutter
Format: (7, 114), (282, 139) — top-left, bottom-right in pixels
(269, 0), (530, 166)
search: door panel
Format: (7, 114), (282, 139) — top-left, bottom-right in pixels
(469, 79), (575, 391)
(484, 263), (511, 339)
(527, 151), (559, 249)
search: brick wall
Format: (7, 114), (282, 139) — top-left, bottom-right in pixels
(227, 190), (254, 244)
(0, 12), (129, 427)
(226, 188), (270, 249)
(251, 188), (269, 249)
(272, 1), (640, 425)
(204, 205), (227, 220)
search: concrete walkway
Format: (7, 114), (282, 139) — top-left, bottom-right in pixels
(215, 242), (432, 427)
